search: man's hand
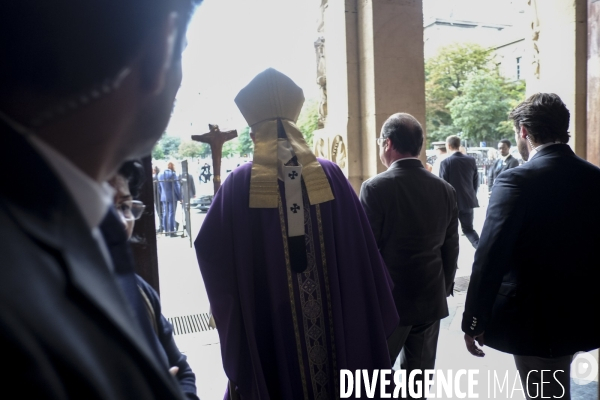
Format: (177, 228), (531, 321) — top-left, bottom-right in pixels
(464, 332), (485, 357)
(169, 366), (179, 376)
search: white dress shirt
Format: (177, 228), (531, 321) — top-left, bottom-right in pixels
(390, 157), (420, 169)
(528, 142), (560, 160)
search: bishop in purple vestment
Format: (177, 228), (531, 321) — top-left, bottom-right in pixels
(195, 68), (398, 400)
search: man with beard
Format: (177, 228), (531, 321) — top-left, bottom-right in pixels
(0, 0), (200, 397)
(462, 93), (600, 399)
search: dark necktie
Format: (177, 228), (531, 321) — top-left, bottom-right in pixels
(99, 209), (169, 367)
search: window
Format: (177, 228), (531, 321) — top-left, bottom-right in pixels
(516, 57), (522, 80)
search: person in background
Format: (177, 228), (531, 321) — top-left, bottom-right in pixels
(487, 139), (519, 196)
(153, 165), (165, 233)
(431, 145), (448, 177)
(109, 161), (199, 400)
(182, 170), (196, 203)
(200, 162), (211, 183)
(180, 169), (196, 234)
(158, 161), (181, 237)
(440, 135), (480, 249)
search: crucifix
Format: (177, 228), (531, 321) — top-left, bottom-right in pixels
(192, 124), (238, 194)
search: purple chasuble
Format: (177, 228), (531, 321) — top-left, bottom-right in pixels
(195, 159), (398, 400)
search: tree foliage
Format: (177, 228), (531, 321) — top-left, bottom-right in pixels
(425, 42), (526, 146)
(447, 71), (511, 143)
(426, 43), (492, 142)
(152, 144), (165, 160)
(178, 140), (204, 159)
(237, 126), (254, 157)
(157, 135), (181, 159)
(222, 139), (237, 158)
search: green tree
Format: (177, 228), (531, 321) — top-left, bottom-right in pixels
(159, 135), (181, 158)
(152, 144), (165, 160)
(447, 71), (512, 144)
(237, 126), (254, 157)
(296, 98), (319, 148)
(497, 79), (527, 138)
(178, 140), (203, 159)
(198, 143), (212, 158)
(222, 139), (238, 158)
(425, 43), (493, 144)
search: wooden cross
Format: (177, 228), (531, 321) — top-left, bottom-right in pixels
(191, 124), (238, 194)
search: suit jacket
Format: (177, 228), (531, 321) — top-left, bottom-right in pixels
(181, 173), (196, 203)
(487, 154), (519, 193)
(462, 144), (600, 357)
(158, 169), (182, 202)
(360, 159), (459, 326)
(0, 121), (185, 399)
(439, 152), (479, 211)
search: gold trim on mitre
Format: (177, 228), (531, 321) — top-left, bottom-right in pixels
(235, 68), (334, 208)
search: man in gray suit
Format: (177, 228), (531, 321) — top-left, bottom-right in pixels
(360, 113), (459, 397)
(0, 0), (200, 397)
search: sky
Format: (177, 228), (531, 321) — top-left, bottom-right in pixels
(166, 0), (320, 140)
(166, 0), (525, 141)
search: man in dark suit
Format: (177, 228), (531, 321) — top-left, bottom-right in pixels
(487, 139), (520, 195)
(440, 135), (480, 248)
(0, 0), (200, 397)
(462, 93), (600, 399)
(360, 113), (459, 396)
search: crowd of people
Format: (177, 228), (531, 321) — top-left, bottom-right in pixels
(1, 1), (599, 400)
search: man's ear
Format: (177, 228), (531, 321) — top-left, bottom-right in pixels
(520, 125), (529, 139)
(141, 12), (179, 94)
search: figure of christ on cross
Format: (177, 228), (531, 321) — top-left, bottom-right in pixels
(191, 124), (237, 194)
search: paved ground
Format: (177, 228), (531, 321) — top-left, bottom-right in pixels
(156, 183), (598, 399)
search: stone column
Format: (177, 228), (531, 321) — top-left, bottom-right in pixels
(587, 0), (600, 166)
(526, 0), (588, 157)
(358, 0), (426, 178)
(318, 0), (425, 192)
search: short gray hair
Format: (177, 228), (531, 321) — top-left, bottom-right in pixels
(381, 113), (423, 157)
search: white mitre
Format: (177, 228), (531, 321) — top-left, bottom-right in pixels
(235, 68), (304, 126)
(235, 68), (334, 209)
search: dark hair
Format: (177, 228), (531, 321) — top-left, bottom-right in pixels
(0, 0), (200, 96)
(381, 113), (423, 157)
(499, 139), (511, 148)
(118, 160), (146, 199)
(446, 135), (461, 150)
(509, 93), (570, 144)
